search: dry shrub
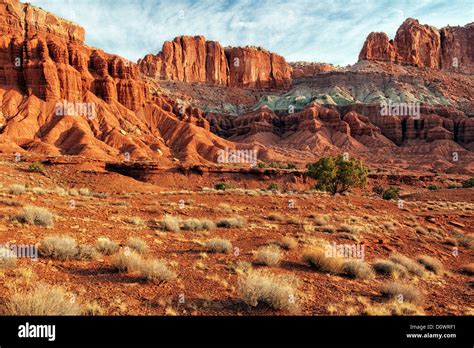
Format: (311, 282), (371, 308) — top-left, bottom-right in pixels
(342, 260), (374, 279)
(216, 216), (246, 228)
(111, 249), (142, 272)
(13, 206), (54, 227)
(461, 263), (474, 275)
(126, 237), (149, 253)
(239, 270), (298, 312)
(205, 238), (232, 253)
(182, 218), (216, 231)
(76, 245), (99, 260)
(267, 213), (284, 222)
(8, 184), (25, 195)
(362, 300), (425, 316)
(372, 259), (408, 278)
(417, 255), (444, 275)
(277, 236), (298, 250)
(389, 253), (425, 277)
(39, 235), (78, 260)
(126, 216), (144, 226)
(314, 215), (329, 226)
(254, 245), (282, 266)
(79, 188), (90, 196)
(138, 259), (176, 282)
(160, 215), (181, 232)
(95, 237), (119, 255)
(303, 248), (344, 274)
(380, 282), (424, 305)
(4, 284), (82, 315)
(0, 246), (17, 268)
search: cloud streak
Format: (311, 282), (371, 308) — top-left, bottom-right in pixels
(29, 0), (473, 65)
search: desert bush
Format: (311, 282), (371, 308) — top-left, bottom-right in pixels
(417, 255), (444, 275)
(138, 259), (176, 282)
(238, 270), (298, 311)
(372, 185), (384, 195)
(214, 182), (232, 191)
(267, 183), (279, 191)
(277, 236), (298, 250)
(389, 253), (425, 277)
(38, 235), (78, 260)
(125, 216), (144, 226)
(461, 263), (474, 275)
(95, 237), (119, 255)
(68, 188), (79, 196)
(160, 215), (180, 232)
(306, 155), (368, 195)
(267, 213), (284, 221)
(254, 245), (282, 266)
(78, 188), (90, 196)
(313, 215), (329, 226)
(53, 187), (66, 197)
(462, 177), (474, 188)
(454, 233), (474, 250)
(447, 184), (458, 189)
(286, 163), (297, 170)
(303, 248), (344, 274)
(4, 283), (82, 315)
(76, 245), (99, 260)
(205, 238), (232, 253)
(342, 260), (374, 279)
(126, 237), (149, 253)
(12, 205), (54, 227)
(382, 187), (400, 200)
(216, 216), (246, 228)
(8, 184), (26, 195)
(372, 259), (408, 278)
(0, 247), (17, 268)
(27, 161), (46, 174)
(182, 218), (216, 231)
(380, 282), (423, 305)
(427, 185), (440, 191)
(111, 249), (142, 272)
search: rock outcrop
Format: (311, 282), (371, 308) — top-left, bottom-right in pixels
(139, 36), (292, 89)
(359, 18), (474, 74)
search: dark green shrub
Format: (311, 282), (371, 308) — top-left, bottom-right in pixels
(462, 177), (474, 188)
(382, 187), (400, 200)
(214, 182), (232, 191)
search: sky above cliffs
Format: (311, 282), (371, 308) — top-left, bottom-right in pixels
(29, 0), (473, 66)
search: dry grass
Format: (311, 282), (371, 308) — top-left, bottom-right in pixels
(461, 263), (474, 275)
(277, 236), (298, 250)
(216, 216), (246, 228)
(138, 259), (176, 282)
(362, 299), (425, 316)
(389, 253), (425, 277)
(182, 218), (216, 231)
(126, 237), (149, 253)
(266, 212), (285, 221)
(380, 282), (424, 305)
(76, 245), (99, 260)
(417, 255), (444, 275)
(303, 248), (344, 274)
(79, 188), (90, 196)
(254, 245), (282, 266)
(12, 205), (54, 227)
(8, 184), (26, 195)
(342, 260), (374, 279)
(238, 270), (298, 312)
(111, 249), (142, 272)
(125, 216), (144, 226)
(313, 215), (329, 226)
(0, 246), (17, 269)
(160, 215), (181, 232)
(4, 283), (82, 315)
(38, 235), (78, 260)
(95, 237), (119, 255)
(205, 238), (233, 253)
(372, 259), (408, 278)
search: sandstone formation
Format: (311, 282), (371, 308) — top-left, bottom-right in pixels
(139, 37), (292, 89)
(290, 62), (335, 79)
(359, 18), (474, 74)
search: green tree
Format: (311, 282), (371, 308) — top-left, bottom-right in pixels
(306, 155), (368, 195)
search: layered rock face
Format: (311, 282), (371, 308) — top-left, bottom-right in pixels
(0, 0), (147, 109)
(359, 18), (474, 74)
(290, 62), (335, 79)
(139, 36), (292, 89)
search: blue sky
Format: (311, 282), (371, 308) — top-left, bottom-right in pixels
(29, 0), (473, 66)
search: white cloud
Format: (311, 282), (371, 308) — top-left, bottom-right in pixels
(29, 0), (473, 65)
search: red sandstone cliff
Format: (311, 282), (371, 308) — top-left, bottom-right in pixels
(138, 37), (292, 89)
(359, 18), (474, 74)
